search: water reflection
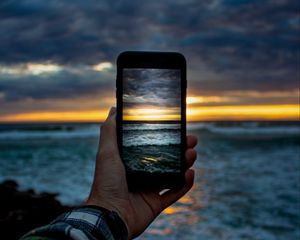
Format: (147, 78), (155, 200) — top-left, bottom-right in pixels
(163, 206), (188, 215)
(142, 156), (159, 162)
(140, 127), (300, 240)
(141, 181), (205, 239)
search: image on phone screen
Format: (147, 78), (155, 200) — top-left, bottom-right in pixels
(122, 68), (181, 173)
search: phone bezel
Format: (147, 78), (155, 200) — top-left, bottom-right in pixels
(116, 51), (187, 190)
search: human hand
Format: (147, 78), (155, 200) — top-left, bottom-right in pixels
(86, 107), (197, 239)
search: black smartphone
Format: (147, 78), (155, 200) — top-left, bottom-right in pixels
(116, 51), (186, 190)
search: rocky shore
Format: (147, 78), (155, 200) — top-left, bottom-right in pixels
(0, 180), (73, 240)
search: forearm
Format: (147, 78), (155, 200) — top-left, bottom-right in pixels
(20, 206), (128, 240)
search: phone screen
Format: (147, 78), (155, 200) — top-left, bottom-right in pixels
(122, 68), (182, 173)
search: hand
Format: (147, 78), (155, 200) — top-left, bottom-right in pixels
(86, 107), (197, 239)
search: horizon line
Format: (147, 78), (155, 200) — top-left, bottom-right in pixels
(0, 119), (299, 125)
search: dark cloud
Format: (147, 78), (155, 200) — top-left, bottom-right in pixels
(123, 69), (181, 109)
(0, 0), (299, 115)
(0, 0), (150, 64)
(0, 68), (115, 101)
(0, 66), (116, 115)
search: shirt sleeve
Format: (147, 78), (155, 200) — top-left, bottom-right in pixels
(20, 205), (128, 240)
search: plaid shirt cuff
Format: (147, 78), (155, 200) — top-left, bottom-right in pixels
(21, 206), (128, 240)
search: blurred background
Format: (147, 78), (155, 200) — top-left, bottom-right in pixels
(0, 0), (299, 239)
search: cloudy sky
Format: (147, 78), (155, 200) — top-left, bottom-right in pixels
(123, 69), (181, 121)
(0, 0), (299, 121)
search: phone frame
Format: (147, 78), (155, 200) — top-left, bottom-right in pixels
(116, 51), (187, 190)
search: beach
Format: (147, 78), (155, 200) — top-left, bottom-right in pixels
(0, 121), (299, 239)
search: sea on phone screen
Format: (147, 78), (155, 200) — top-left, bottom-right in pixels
(122, 123), (181, 173)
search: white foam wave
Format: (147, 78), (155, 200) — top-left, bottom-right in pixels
(208, 126), (300, 135)
(123, 123), (180, 131)
(123, 131), (181, 147)
(0, 125), (100, 140)
(1, 123), (298, 140)
(188, 123), (300, 135)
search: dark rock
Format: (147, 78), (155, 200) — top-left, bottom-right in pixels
(2, 180), (19, 189)
(0, 180), (74, 240)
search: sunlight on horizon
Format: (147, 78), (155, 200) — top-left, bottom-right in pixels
(0, 103), (299, 122)
(123, 107), (181, 121)
(187, 104), (299, 121)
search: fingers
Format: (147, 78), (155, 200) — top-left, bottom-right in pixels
(159, 169), (195, 209)
(185, 148), (197, 169)
(187, 135), (197, 148)
(186, 135), (197, 169)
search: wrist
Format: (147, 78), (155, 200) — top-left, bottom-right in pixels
(82, 204), (129, 240)
(85, 199), (131, 239)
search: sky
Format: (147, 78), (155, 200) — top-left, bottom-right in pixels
(123, 69), (181, 121)
(0, 0), (299, 122)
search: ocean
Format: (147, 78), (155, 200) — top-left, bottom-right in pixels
(123, 123), (181, 173)
(0, 121), (299, 240)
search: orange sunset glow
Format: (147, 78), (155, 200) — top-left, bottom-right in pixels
(0, 97), (299, 123)
(123, 107), (181, 121)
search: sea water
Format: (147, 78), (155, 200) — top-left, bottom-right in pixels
(0, 122), (299, 240)
(123, 123), (181, 173)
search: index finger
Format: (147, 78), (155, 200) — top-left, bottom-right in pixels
(187, 135), (197, 148)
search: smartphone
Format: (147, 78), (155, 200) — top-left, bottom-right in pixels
(116, 51), (186, 190)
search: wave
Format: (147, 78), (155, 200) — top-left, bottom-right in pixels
(206, 126), (300, 135)
(0, 125), (100, 140)
(123, 138), (181, 147)
(188, 122), (300, 136)
(0, 122), (299, 140)
(123, 129), (180, 134)
(123, 129), (181, 147)
(123, 143), (180, 147)
(123, 123), (180, 131)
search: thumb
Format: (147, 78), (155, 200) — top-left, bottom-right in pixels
(98, 107), (119, 157)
